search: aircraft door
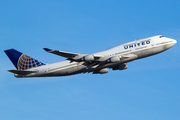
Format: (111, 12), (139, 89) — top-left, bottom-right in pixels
(151, 40), (155, 47)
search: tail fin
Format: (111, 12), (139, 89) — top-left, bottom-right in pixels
(4, 49), (45, 70)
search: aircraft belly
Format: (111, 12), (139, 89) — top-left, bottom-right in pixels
(47, 65), (86, 76)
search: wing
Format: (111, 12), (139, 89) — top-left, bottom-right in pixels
(44, 48), (104, 62)
(8, 69), (38, 75)
(43, 48), (86, 60)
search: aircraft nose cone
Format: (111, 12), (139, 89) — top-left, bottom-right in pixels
(164, 38), (177, 49)
(171, 39), (177, 46)
(173, 39), (177, 44)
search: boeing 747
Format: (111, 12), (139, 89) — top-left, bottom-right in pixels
(4, 35), (177, 78)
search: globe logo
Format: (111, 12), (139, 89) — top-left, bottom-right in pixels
(18, 54), (45, 70)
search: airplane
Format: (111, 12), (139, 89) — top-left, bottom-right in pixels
(4, 35), (177, 78)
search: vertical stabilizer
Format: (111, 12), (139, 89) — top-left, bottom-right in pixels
(4, 49), (45, 70)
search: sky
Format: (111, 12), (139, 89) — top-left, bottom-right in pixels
(0, 0), (180, 120)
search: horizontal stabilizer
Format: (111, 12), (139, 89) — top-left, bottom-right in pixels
(43, 48), (86, 59)
(8, 69), (38, 75)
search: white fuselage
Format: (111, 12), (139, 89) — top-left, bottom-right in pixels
(15, 35), (177, 77)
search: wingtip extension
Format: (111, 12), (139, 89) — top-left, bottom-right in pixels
(43, 48), (52, 52)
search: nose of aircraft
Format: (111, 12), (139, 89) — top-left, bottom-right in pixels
(171, 39), (177, 46)
(164, 38), (177, 49)
(173, 39), (177, 44)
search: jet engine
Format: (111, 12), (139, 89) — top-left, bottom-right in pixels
(82, 54), (94, 61)
(112, 63), (127, 70)
(107, 56), (121, 63)
(93, 68), (108, 74)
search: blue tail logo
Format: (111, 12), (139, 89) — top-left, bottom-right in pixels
(4, 49), (45, 70)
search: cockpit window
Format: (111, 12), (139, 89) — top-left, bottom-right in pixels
(159, 35), (164, 38)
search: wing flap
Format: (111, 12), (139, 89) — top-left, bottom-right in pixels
(8, 69), (38, 75)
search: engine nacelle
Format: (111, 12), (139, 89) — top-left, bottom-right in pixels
(112, 63), (127, 70)
(107, 56), (121, 63)
(93, 68), (108, 74)
(82, 54), (94, 61)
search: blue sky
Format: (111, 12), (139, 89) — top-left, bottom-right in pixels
(1, 0), (180, 120)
